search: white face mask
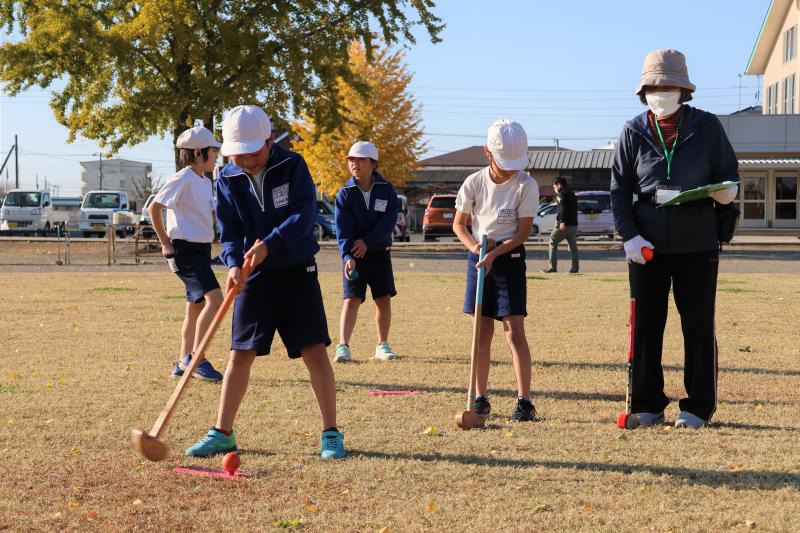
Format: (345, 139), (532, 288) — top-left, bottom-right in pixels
(645, 91), (681, 117)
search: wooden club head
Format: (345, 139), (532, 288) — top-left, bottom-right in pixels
(131, 428), (168, 462)
(455, 410), (486, 430)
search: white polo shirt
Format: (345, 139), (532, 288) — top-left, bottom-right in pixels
(153, 167), (215, 243)
(455, 167), (539, 243)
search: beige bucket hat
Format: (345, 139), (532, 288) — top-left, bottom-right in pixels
(635, 49), (696, 97)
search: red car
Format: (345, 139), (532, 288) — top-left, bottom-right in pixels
(423, 194), (470, 241)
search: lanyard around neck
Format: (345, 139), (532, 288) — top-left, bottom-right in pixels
(653, 112), (682, 183)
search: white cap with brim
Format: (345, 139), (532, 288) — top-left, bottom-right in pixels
(175, 126), (221, 150)
(221, 105), (272, 156)
(345, 141), (379, 161)
(487, 119), (528, 171)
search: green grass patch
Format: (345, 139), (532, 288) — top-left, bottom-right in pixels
(526, 275), (546, 280)
(718, 287), (759, 294)
(161, 294), (185, 300)
(595, 277), (625, 283)
(0, 383), (15, 393)
(91, 287), (137, 292)
(718, 279), (748, 285)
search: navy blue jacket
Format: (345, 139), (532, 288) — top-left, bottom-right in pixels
(610, 106), (739, 253)
(335, 172), (399, 262)
(216, 144), (319, 271)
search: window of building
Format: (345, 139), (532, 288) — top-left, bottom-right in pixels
(767, 83), (780, 114)
(775, 175), (798, 220)
(784, 26), (796, 63)
(783, 75), (796, 114)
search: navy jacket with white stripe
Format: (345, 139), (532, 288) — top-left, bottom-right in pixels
(216, 144), (319, 271)
(335, 173), (399, 262)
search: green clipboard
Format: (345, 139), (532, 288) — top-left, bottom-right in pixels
(656, 181), (740, 207)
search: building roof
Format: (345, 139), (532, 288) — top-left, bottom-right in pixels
(745, 0), (792, 75)
(731, 105), (763, 115)
(419, 145), (562, 167)
(738, 157), (800, 167)
(527, 150), (614, 170)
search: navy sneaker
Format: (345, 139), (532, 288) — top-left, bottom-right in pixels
(510, 397), (537, 421)
(473, 395), (491, 418)
(179, 353), (223, 382)
(171, 361), (184, 379)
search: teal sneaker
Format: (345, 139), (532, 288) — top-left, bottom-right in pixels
(185, 428), (236, 457)
(374, 341), (396, 361)
(334, 343), (353, 363)
(320, 430), (347, 459)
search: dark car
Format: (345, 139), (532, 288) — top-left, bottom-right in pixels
(314, 200), (336, 241)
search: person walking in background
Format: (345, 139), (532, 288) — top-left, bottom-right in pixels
(542, 177), (579, 273)
(610, 49), (739, 429)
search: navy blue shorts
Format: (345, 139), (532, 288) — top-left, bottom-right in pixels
(173, 240), (220, 303)
(231, 261), (331, 358)
(342, 249), (397, 302)
(463, 244), (527, 320)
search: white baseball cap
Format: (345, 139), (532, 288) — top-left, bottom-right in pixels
(486, 119), (528, 171)
(345, 141), (379, 161)
(175, 126), (221, 150)
(221, 105), (272, 156)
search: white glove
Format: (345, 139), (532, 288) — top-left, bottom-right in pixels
(709, 183), (738, 205)
(624, 235), (654, 265)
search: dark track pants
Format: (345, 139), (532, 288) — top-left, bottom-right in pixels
(628, 250), (719, 421)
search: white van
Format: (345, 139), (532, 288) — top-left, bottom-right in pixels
(576, 191), (615, 238)
(0, 189), (65, 235)
(79, 190), (137, 237)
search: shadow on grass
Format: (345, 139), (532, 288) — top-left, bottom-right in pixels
(408, 357), (800, 377)
(353, 450), (800, 491)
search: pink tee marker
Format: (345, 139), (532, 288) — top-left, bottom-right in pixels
(368, 388), (420, 396)
(173, 466), (248, 479)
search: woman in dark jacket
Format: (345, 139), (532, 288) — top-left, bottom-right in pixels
(610, 49), (739, 429)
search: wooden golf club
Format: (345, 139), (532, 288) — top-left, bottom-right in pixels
(456, 234), (488, 430)
(616, 294), (639, 430)
(132, 253), (255, 461)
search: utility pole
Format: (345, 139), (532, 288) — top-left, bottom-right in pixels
(14, 135), (18, 188)
(738, 74), (743, 110)
(36, 173), (39, 189)
(93, 152), (104, 189)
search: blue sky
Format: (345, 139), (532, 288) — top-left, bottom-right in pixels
(0, 0), (770, 195)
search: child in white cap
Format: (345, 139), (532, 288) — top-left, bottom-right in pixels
(149, 126), (224, 382)
(333, 141), (399, 362)
(185, 105), (346, 459)
(453, 119), (540, 422)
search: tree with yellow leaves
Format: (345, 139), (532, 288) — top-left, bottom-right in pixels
(293, 41), (425, 196)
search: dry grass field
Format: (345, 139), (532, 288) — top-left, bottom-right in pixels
(0, 268), (798, 531)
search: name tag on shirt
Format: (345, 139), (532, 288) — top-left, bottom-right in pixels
(655, 186), (681, 204)
(497, 208), (516, 224)
(374, 199), (388, 212)
(272, 183), (289, 209)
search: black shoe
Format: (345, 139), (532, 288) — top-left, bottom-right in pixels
(473, 395), (491, 417)
(541, 268), (557, 273)
(510, 397), (537, 421)
(569, 268), (579, 274)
